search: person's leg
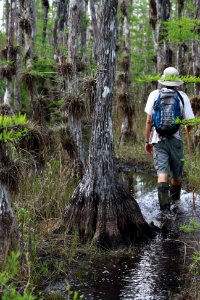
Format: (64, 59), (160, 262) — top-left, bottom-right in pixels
(170, 178), (182, 202)
(169, 138), (184, 202)
(158, 173), (168, 183)
(153, 142), (170, 211)
(157, 180), (170, 210)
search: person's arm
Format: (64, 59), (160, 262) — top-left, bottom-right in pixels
(145, 114), (153, 154)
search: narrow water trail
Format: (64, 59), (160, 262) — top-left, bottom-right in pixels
(44, 172), (200, 300)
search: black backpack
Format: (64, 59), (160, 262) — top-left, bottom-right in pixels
(153, 88), (184, 136)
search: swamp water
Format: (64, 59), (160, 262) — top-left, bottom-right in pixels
(44, 172), (200, 300)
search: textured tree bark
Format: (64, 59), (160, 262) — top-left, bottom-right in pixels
(42, 0), (49, 43)
(0, 143), (18, 253)
(5, 0), (10, 35)
(53, 0), (69, 54)
(68, 0), (82, 71)
(3, 0), (15, 108)
(67, 0), (85, 172)
(156, 0), (171, 73)
(149, 0), (171, 74)
(80, 1), (88, 61)
(176, 0), (186, 76)
(119, 0), (135, 145)
(192, 0), (200, 95)
(89, 0), (99, 60)
(20, 0), (36, 69)
(0, 183), (18, 253)
(20, 0), (43, 123)
(14, 3), (22, 112)
(63, 0), (155, 248)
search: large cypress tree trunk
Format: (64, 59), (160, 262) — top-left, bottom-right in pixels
(63, 0), (155, 248)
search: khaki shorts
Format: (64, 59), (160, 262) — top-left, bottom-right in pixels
(153, 137), (184, 179)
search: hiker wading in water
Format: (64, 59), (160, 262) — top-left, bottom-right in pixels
(144, 67), (194, 212)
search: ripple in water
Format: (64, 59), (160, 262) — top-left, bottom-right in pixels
(44, 173), (200, 300)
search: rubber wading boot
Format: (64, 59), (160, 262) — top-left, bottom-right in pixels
(157, 182), (170, 211)
(170, 185), (181, 202)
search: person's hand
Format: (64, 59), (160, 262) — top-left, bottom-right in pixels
(145, 142), (153, 155)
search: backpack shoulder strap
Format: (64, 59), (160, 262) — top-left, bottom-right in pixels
(153, 89), (161, 108)
(176, 91), (184, 107)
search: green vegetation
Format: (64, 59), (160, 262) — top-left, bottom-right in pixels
(0, 252), (38, 299)
(0, 0), (199, 298)
(0, 114), (29, 142)
(180, 219), (200, 298)
(164, 17), (200, 43)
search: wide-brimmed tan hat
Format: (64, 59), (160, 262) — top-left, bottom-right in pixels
(158, 67), (184, 87)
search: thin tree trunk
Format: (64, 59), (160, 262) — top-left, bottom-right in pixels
(67, 0), (85, 172)
(42, 0), (49, 43)
(53, 0), (69, 55)
(53, 1), (59, 52)
(156, 0), (171, 73)
(80, 1), (88, 62)
(0, 183), (17, 253)
(5, 0), (10, 35)
(4, 0), (15, 108)
(89, 0), (99, 60)
(23, 2), (34, 69)
(14, 2), (22, 112)
(20, 0), (41, 122)
(149, 0), (171, 74)
(177, 0), (186, 75)
(192, 0), (200, 95)
(0, 143), (18, 253)
(119, 0), (135, 145)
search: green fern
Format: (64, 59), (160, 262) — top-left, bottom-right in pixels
(133, 74), (200, 84)
(0, 114), (29, 143)
(175, 117), (200, 126)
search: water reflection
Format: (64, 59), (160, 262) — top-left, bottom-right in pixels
(120, 238), (184, 300)
(87, 172), (200, 300)
(45, 172), (200, 300)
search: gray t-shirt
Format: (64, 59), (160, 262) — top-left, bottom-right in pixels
(144, 88), (195, 144)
